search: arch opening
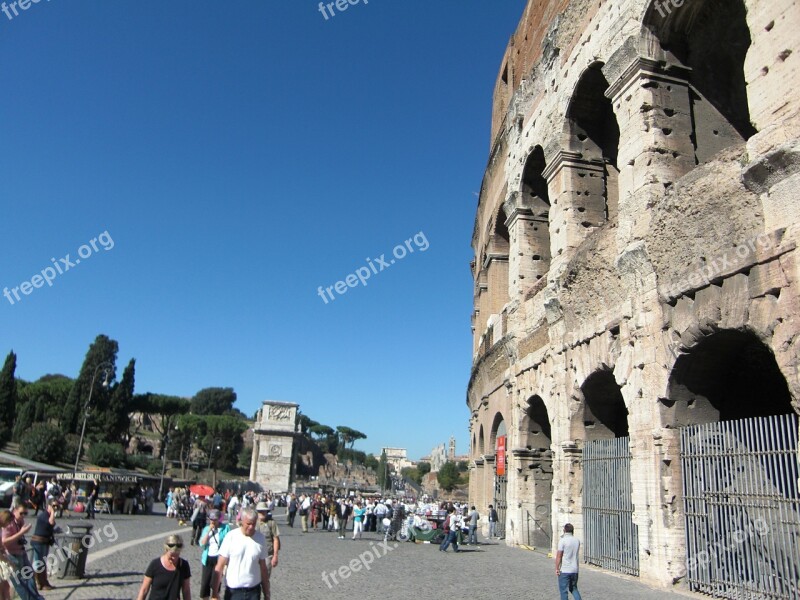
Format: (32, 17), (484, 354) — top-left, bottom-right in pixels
(521, 146), (551, 282)
(581, 370), (629, 439)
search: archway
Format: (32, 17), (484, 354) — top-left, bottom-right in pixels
(666, 330), (799, 598)
(490, 413), (508, 539)
(520, 146), (551, 283)
(519, 395), (553, 547)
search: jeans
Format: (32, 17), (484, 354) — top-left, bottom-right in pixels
(488, 521), (496, 538)
(558, 572), (582, 600)
(7, 553), (44, 600)
(224, 584), (262, 600)
(287, 510), (296, 527)
(439, 530), (459, 552)
(468, 525), (478, 544)
(200, 555), (218, 598)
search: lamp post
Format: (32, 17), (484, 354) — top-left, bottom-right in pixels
(72, 361), (114, 478)
(206, 440), (220, 486)
(158, 424), (178, 502)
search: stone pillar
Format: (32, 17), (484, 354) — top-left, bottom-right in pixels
(552, 442), (583, 554)
(511, 448), (554, 549)
(604, 55), (696, 247)
(250, 401), (299, 492)
(543, 151), (607, 280)
(505, 192), (551, 299)
(473, 459), (485, 512)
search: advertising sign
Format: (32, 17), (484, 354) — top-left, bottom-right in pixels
(496, 435), (506, 476)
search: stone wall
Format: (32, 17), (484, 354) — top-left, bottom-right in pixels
(468, 0), (799, 590)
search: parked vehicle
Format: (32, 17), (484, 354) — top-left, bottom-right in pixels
(0, 468), (39, 508)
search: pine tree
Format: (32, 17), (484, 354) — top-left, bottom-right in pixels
(64, 335), (118, 435)
(0, 351), (18, 445)
(102, 358), (135, 444)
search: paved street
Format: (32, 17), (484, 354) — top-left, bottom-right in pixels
(36, 509), (689, 599)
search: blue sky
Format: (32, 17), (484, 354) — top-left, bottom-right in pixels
(0, 0), (526, 460)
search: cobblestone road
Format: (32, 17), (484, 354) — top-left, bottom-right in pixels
(34, 509), (690, 599)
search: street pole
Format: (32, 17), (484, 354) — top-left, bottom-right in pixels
(72, 361), (113, 478)
(206, 442), (219, 485)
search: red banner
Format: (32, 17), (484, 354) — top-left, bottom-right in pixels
(496, 435), (506, 476)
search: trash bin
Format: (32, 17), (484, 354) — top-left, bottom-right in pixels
(56, 524), (93, 579)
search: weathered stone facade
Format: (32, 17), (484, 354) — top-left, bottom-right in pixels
(468, 0), (799, 590)
(249, 401), (299, 493)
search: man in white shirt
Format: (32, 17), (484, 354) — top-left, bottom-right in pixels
(555, 523), (582, 600)
(212, 507), (269, 600)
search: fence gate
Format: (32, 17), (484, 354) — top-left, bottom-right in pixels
(582, 437), (639, 576)
(681, 414), (800, 600)
(494, 474), (507, 539)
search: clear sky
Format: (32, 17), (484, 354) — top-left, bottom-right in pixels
(0, 0), (527, 460)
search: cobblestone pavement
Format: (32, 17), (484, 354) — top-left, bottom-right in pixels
(33, 509), (691, 599)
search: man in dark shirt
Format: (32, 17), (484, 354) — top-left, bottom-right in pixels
(31, 500), (57, 590)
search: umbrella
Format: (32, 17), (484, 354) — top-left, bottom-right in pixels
(189, 484), (215, 497)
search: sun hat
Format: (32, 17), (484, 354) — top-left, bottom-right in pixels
(255, 501), (270, 512)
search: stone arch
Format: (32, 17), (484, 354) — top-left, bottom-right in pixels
(489, 411), (507, 451)
(664, 329), (795, 426)
(642, 0), (756, 164)
(518, 146), (551, 284)
(566, 62), (620, 223)
(491, 205), (510, 256)
(580, 369), (630, 440)
(478, 425), (485, 455)
(521, 394), (552, 451)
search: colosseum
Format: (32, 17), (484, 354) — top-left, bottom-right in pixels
(467, 0), (799, 597)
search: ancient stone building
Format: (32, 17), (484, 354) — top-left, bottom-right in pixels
(250, 401), (299, 492)
(467, 0), (799, 595)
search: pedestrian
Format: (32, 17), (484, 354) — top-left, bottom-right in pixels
(555, 523), (582, 600)
(136, 534), (192, 600)
(30, 499), (58, 591)
(299, 494), (311, 533)
(227, 494), (240, 524)
(191, 496), (209, 546)
(336, 499), (351, 539)
(211, 507), (270, 600)
(439, 508), (461, 553)
(255, 502), (280, 586)
(467, 506), (480, 545)
(351, 501), (365, 540)
(487, 504), (498, 538)
(1, 504), (44, 600)
(85, 483), (98, 520)
(286, 495), (297, 528)
(198, 510), (230, 600)
(0, 511), (18, 600)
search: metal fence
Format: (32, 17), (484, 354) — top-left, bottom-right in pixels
(582, 437), (639, 576)
(681, 414), (800, 600)
(494, 475), (507, 538)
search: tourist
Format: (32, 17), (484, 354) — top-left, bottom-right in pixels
(212, 507), (270, 600)
(85, 482), (98, 520)
(487, 504), (498, 538)
(255, 502), (280, 577)
(136, 534), (191, 600)
(191, 496), (209, 546)
(198, 510), (230, 600)
(286, 495), (297, 528)
(227, 494), (240, 524)
(351, 501), (365, 540)
(2, 504), (44, 600)
(299, 494), (311, 533)
(30, 499), (58, 591)
(555, 523), (582, 600)
(0, 511), (17, 600)
(467, 506), (480, 545)
(439, 507), (461, 553)
(336, 498), (351, 539)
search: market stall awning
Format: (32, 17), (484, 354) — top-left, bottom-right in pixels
(56, 467), (141, 484)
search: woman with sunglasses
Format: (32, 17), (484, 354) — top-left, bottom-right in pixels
(136, 534), (192, 600)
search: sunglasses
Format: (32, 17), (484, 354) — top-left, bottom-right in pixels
(166, 543), (183, 549)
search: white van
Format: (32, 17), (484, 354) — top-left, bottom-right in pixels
(0, 468), (39, 508)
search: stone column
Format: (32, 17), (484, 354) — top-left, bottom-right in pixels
(603, 55), (696, 247)
(250, 401), (299, 493)
(505, 192), (551, 299)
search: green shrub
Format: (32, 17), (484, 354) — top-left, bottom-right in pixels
(19, 423), (67, 465)
(87, 441), (126, 468)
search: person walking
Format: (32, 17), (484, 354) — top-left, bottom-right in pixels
(487, 504), (498, 539)
(255, 502), (280, 585)
(191, 497), (209, 546)
(351, 501), (365, 540)
(439, 508), (461, 553)
(30, 499), (58, 591)
(136, 534), (192, 600)
(198, 510), (230, 600)
(211, 507), (270, 600)
(286, 495), (297, 528)
(1, 504), (44, 600)
(299, 494), (311, 533)
(85, 483), (98, 520)
(555, 523), (582, 600)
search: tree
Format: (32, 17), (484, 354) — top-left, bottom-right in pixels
(87, 441), (126, 468)
(365, 454), (379, 471)
(336, 426), (367, 449)
(202, 415), (248, 473)
(190, 387), (236, 416)
(100, 358), (136, 444)
(377, 450), (388, 490)
(133, 393), (190, 470)
(437, 461), (463, 491)
(0, 351), (18, 445)
(13, 377), (73, 442)
(401, 466), (423, 485)
(169, 413), (207, 479)
(19, 423), (66, 465)
(418, 461), (431, 477)
(64, 335), (118, 435)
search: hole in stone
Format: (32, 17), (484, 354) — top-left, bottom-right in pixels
(577, 133), (588, 141)
(765, 20), (774, 32)
(778, 49), (792, 62)
(581, 221), (593, 228)
(664, 108), (675, 117)
(667, 85), (672, 91)
(662, 128), (673, 135)
(713, 130), (719, 135)
(532, 255), (541, 261)
(578, 207), (586, 212)
(762, 66), (769, 75)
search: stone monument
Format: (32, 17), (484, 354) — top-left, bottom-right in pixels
(249, 400), (299, 492)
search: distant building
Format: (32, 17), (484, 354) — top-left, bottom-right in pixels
(380, 447), (412, 472)
(250, 401), (299, 493)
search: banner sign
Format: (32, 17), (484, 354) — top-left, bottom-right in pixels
(496, 435), (506, 476)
